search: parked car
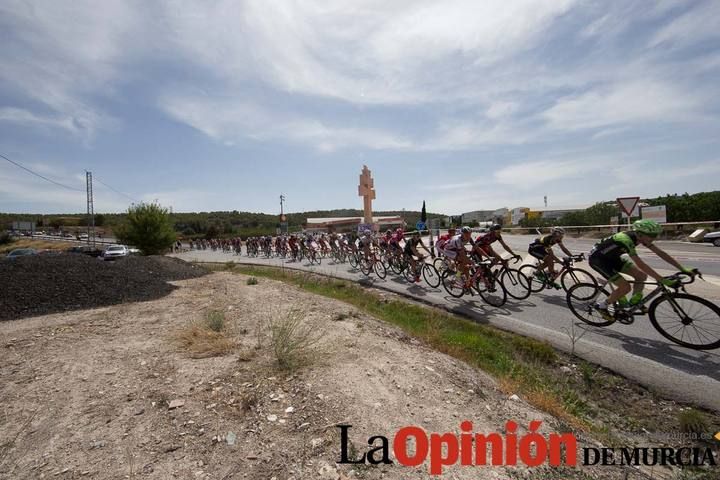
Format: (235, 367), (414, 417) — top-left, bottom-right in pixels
(102, 244), (129, 260)
(704, 231), (720, 247)
(64, 233), (75, 238)
(6, 248), (37, 259)
(78, 233), (89, 241)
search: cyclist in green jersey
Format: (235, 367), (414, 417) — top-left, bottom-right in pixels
(588, 220), (695, 320)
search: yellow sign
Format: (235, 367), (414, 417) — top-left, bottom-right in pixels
(715, 432), (720, 441)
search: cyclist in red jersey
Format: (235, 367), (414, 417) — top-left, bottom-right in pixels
(473, 224), (521, 263)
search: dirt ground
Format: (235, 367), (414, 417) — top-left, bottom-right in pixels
(1, 271), (651, 479)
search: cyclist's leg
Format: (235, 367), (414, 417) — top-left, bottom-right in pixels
(622, 263), (647, 304)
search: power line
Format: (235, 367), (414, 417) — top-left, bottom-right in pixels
(93, 176), (140, 203)
(0, 153), (84, 192)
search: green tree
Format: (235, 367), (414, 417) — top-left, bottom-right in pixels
(115, 202), (176, 255)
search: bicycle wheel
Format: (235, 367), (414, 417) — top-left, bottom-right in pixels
(649, 293), (720, 350)
(373, 260), (387, 279)
(565, 283), (614, 327)
(561, 267), (597, 292)
(422, 263), (441, 288)
(478, 272), (507, 307)
(403, 262), (417, 283)
(390, 257), (404, 275)
(501, 268), (531, 300)
(360, 258), (372, 276)
(349, 253), (359, 269)
(519, 265), (545, 293)
(442, 271), (466, 298)
(315, 253), (322, 265)
(433, 257), (449, 276)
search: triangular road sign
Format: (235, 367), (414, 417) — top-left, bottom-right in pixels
(617, 197), (640, 217)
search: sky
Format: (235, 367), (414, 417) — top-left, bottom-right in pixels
(1, 0), (719, 216)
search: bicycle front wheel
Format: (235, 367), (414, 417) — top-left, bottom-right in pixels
(422, 263), (441, 288)
(519, 265), (545, 293)
(649, 293), (720, 350)
(566, 282), (614, 327)
(561, 267), (597, 292)
(478, 273), (507, 307)
(501, 268), (531, 300)
(373, 260), (387, 279)
(442, 272), (466, 298)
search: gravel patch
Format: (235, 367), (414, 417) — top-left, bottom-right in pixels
(0, 254), (207, 321)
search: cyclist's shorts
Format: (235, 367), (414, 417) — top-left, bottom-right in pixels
(588, 251), (633, 282)
(528, 243), (548, 260)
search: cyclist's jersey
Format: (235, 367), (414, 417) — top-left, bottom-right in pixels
(436, 233), (452, 250)
(475, 231), (501, 246)
(444, 234), (473, 252)
(592, 232), (639, 258)
(404, 237), (422, 254)
(533, 235), (561, 250)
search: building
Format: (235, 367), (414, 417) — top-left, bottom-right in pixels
(304, 216), (405, 233)
(461, 208), (509, 225)
(509, 206), (590, 225)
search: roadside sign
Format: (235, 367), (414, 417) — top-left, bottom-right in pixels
(641, 205), (667, 224)
(617, 197), (640, 217)
(357, 223), (373, 234)
(416, 221), (426, 231)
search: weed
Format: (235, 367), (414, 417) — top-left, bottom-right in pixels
(678, 409), (709, 436)
(247, 277), (259, 286)
(206, 310), (225, 332)
(268, 309), (324, 371)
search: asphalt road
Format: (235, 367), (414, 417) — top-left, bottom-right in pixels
(173, 240), (720, 412)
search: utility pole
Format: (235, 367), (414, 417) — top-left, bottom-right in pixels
(86, 171), (95, 247)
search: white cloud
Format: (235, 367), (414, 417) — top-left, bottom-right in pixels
(649, 1), (720, 48)
(542, 80), (702, 131)
(493, 158), (609, 189)
(159, 92), (413, 151)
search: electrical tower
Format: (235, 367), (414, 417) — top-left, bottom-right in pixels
(86, 171), (95, 246)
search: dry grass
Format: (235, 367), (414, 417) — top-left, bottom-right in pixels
(174, 310), (236, 358)
(0, 238), (76, 254)
(267, 309), (325, 371)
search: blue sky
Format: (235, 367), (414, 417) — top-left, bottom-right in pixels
(1, 0), (719, 215)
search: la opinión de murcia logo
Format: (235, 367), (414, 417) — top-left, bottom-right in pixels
(337, 421), (717, 476)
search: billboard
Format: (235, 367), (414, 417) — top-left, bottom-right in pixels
(12, 221), (35, 231)
(641, 205), (667, 224)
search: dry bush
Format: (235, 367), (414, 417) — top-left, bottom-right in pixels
(175, 310), (236, 358)
(267, 309), (325, 371)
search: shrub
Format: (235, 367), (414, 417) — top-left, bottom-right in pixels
(268, 309), (324, 371)
(115, 202), (176, 255)
(678, 408), (709, 436)
(206, 310), (226, 332)
(246, 277), (258, 285)
(0, 232), (13, 245)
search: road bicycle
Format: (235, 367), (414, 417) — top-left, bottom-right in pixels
(519, 254), (597, 293)
(566, 271), (720, 350)
(441, 259), (507, 307)
(400, 254), (441, 288)
(359, 252), (387, 279)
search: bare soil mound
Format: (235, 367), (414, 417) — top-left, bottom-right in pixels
(0, 254), (208, 321)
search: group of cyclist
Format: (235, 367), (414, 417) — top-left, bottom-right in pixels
(191, 218), (695, 321)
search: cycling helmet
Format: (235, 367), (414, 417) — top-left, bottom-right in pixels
(461, 226), (472, 234)
(550, 227), (565, 236)
(490, 224), (502, 231)
(633, 219), (662, 237)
